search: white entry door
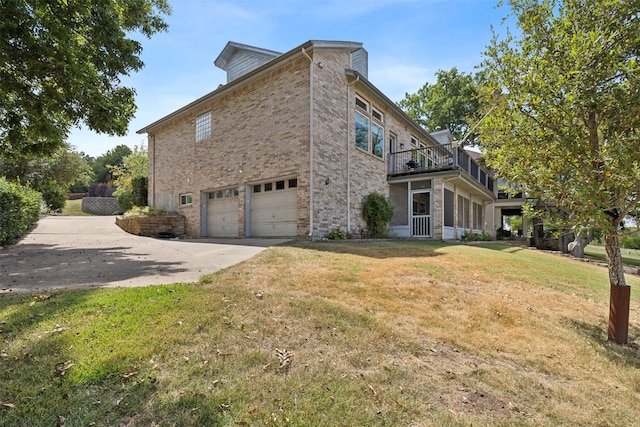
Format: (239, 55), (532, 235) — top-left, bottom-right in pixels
(411, 191), (431, 237)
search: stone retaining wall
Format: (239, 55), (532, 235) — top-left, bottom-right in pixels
(115, 215), (186, 237)
(81, 197), (120, 215)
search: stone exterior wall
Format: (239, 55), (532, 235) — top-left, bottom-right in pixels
(144, 41), (495, 241)
(115, 215), (186, 237)
(149, 56), (311, 238)
(432, 178), (444, 240)
(81, 197), (120, 216)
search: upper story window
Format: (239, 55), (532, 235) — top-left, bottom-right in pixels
(195, 111), (211, 141)
(355, 97), (369, 112)
(354, 95), (384, 159)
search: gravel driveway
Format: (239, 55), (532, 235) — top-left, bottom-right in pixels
(0, 216), (288, 294)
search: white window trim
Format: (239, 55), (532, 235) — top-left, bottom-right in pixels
(354, 95), (385, 160)
(180, 193), (193, 206)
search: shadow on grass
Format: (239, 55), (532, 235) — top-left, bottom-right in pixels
(0, 286), (177, 426)
(0, 243), (187, 293)
(460, 241), (528, 254)
(568, 318), (640, 368)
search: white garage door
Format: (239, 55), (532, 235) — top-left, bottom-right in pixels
(207, 188), (239, 237)
(251, 179), (298, 237)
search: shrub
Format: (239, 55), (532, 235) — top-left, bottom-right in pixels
(36, 181), (66, 212)
(123, 206), (169, 217)
(361, 192), (394, 238)
(0, 178), (42, 246)
(88, 182), (115, 197)
(461, 230), (493, 241)
(131, 176), (148, 207)
(620, 234), (640, 250)
(327, 228), (346, 240)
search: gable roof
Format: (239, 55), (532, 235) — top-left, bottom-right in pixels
(213, 41), (282, 71)
(138, 40), (362, 135)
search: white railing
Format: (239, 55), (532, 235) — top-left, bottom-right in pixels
(412, 215), (431, 237)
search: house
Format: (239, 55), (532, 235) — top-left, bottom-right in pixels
(137, 40), (523, 240)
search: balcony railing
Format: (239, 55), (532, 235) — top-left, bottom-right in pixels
(388, 143), (494, 193)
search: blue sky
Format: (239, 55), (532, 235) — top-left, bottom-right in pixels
(68, 0), (510, 157)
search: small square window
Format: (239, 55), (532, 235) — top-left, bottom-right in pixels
(216, 191), (223, 198)
(264, 182), (273, 191)
(253, 185), (261, 193)
(234, 188), (239, 196)
(180, 193), (193, 206)
(224, 189), (232, 197)
(288, 179), (297, 188)
(209, 192), (215, 199)
(276, 180), (285, 190)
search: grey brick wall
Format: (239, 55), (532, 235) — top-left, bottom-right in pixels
(81, 197), (120, 216)
(149, 56), (312, 238)
(146, 43), (452, 240)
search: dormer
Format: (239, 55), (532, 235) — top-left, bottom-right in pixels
(214, 41), (282, 83)
(429, 129), (454, 145)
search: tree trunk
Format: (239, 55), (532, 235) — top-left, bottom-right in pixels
(604, 231), (630, 344)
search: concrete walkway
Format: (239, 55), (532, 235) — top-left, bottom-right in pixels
(0, 216), (289, 294)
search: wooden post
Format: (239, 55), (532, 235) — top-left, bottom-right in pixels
(608, 284), (630, 344)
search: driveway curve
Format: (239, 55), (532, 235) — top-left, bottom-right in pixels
(0, 216), (288, 294)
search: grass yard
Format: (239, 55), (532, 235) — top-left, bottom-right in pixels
(585, 244), (640, 268)
(59, 199), (93, 216)
(1, 241), (639, 426)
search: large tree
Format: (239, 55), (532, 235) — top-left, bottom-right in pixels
(0, 143), (94, 211)
(0, 0), (171, 158)
(398, 68), (480, 140)
(92, 144), (132, 183)
(110, 144), (148, 210)
(478, 0), (640, 343)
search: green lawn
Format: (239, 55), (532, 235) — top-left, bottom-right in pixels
(585, 244), (640, 268)
(59, 199), (93, 216)
(1, 241), (639, 426)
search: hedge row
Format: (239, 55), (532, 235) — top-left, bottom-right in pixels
(0, 178), (42, 247)
(620, 234), (640, 250)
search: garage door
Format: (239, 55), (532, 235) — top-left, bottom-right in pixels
(251, 178), (297, 237)
(207, 188), (239, 237)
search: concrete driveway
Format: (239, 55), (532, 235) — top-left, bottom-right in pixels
(0, 216), (289, 294)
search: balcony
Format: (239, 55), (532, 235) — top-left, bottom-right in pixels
(388, 143), (494, 193)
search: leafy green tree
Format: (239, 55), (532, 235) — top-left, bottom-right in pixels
(0, 143), (94, 211)
(92, 144), (133, 183)
(0, 0), (170, 158)
(110, 145), (148, 211)
(478, 0), (640, 343)
(398, 68), (480, 140)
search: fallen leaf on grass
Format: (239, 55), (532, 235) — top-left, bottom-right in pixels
(50, 325), (68, 334)
(123, 366), (139, 378)
(53, 361), (75, 377)
(1, 402), (15, 409)
(368, 384), (378, 397)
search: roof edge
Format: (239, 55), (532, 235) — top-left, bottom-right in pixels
(214, 41), (282, 71)
(345, 69), (441, 147)
(137, 40), (363, 135)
